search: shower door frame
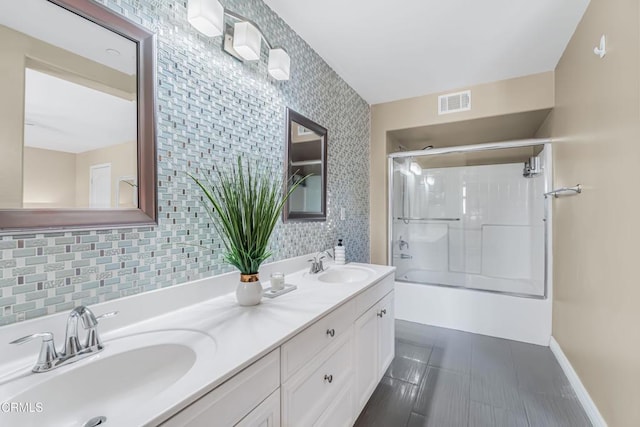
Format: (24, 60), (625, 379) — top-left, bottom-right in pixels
(387, 138), (552, 300)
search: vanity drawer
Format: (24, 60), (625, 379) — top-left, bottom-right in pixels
(281, 328), (353, 427)
(314, 378), (354, 427)
(161, 349), (280, 427)
(281, 299), (355, 382)
(355, 273), (394, 317)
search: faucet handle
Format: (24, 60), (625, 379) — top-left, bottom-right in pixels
(95, 311), (119, 322)
(75, 306), (118, 330)
(10, 332), (54, 345)
(10, 332), (58, 373)
(85, 311), (118, 351)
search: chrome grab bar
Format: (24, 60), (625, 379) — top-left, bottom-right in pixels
(544, 184), (582, 198)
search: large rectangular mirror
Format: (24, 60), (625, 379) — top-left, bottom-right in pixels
(284, 108), (327, 222)
(0, 0), (156, 231)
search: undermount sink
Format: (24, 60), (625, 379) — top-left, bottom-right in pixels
(0, 329), (216, 427)
(317, 265), (376, 283)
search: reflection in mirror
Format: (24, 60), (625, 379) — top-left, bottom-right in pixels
(0, 0), (137, 209)
(0, 0), (156, 230)
(23, 69), (138, 209)
(284, 109), (327, 221)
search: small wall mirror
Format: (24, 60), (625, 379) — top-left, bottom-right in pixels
(284, 109), (327, 222)
(0, 0), (156, 231)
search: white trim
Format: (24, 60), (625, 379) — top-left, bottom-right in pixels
(549, 336), (608, 427)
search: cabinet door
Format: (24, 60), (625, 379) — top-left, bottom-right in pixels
(378, 291), (395, 378)
(354, 304), (379, 413)
(314, 378), (354, 427)
(235, 389), (280, 427)
(281, 331), (353, 427)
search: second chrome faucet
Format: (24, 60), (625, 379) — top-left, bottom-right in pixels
(308, 250), (334, 274)
(10, 305), (118, 373)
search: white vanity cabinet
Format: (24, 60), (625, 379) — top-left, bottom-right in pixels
(161, 270), (395, 427)
(281, 272), (395, 426)
(236, 389), (281, 427)
(354, 276), (395, 415)
(281, 329), (354, 426)
(161, 349), (280, 427)
(280, 298), (357, 427)
(377, 291), (395, 378)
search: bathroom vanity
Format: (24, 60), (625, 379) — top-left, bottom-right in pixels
(0, 259), (395, 427)
(163, 268), (394, 427)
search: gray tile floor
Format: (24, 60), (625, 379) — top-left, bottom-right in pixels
(354, 320), (591, 427)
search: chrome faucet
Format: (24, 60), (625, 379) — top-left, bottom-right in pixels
(10, 306), (118, 373)
(398, 236), (409, 250)
(63, 305), (96, 357)
(308, 250), (333, 274)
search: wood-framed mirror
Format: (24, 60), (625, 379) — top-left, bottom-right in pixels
(283, 108), (327, 222)
(0, 0), (156, 232)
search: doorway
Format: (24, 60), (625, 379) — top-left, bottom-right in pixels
(90, 163), (111, 208)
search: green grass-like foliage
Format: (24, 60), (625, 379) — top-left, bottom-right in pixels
(190, 157), (306, 275)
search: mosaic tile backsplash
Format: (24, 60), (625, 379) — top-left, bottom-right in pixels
(0, 0), (370, 326)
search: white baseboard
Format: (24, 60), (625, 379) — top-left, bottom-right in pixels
(549, 337), (607, 427)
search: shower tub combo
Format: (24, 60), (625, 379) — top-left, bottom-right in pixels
(388, 139), (553, 345)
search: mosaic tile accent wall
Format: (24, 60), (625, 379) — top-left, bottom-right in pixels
(0, 0), (370, 326)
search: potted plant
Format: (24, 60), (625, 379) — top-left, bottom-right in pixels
(190, 157), (306, 306)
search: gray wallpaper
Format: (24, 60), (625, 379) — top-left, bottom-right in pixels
(0, 0), (370, 326)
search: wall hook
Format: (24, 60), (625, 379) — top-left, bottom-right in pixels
(594, 35), (606, 58)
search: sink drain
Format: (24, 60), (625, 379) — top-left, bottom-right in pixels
(83, 416), (107, 427)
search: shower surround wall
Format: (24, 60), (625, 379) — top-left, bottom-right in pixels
(0, 0), (370, 326)
(392, 162), (545, 296)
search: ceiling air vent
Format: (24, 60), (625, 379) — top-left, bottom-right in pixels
(438, 90), (471, 115)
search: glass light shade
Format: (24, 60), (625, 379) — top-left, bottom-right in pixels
(233, 22), (261, 61)
(187, 0), (224, 37)
(410, 161), (422, 176)
(268, 48), (290, 80)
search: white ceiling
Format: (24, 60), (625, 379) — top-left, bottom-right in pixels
(0, 0), (136, 75)
(263, 0), (591, 104)
(24, 69), (137, 153)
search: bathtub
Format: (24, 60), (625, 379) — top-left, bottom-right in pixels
(394, 270), (552, 345)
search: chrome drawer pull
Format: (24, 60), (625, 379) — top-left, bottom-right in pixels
(326, 328), (335, 337)
(324, 374), (333, 383)
(381, 309), (387, 316)
(377, 311), (383, 318)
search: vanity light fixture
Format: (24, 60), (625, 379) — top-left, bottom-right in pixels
(187, 0), (225, 37)
(233, 21), (261, 61)
(188, 0), (291, 80)
(267, 48), (291, 81)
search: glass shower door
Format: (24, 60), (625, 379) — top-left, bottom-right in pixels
(390, 147), (547, 298)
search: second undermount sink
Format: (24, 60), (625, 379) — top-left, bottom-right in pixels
(0, 329), (216, 427)
(317, 265), (376, 284)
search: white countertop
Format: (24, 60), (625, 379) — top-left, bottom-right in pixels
(0, 259), (395, 427)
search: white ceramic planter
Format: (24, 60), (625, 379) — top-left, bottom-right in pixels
(236, 278), (263, 306)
